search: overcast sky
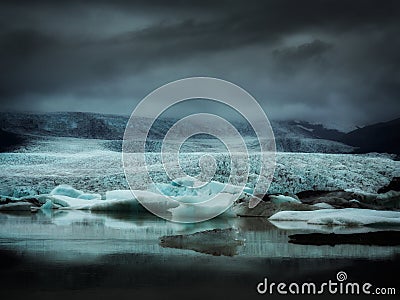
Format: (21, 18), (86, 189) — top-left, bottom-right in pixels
(0, 0), (399, 130)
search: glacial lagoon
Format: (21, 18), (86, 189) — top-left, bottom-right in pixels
(0, 210), (399, 299)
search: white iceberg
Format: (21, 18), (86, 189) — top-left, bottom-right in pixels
(41, 194), (100, 209)
(269, 208), (400, 226)
(150, 178), (253, 204)
(106, 190), (135, 200)
(269, 194), (301, 204)
(77, 193), (102, 200)
(312, 202), (335, 209)
(50, 184), (84, 198)
(168, 192), (237, 222)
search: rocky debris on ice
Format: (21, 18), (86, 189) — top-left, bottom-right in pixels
(297, 189), (400, 209)
(269, 208), (400, 226)
(0, 201), (32, 211)
(378, 177), (400, 193)
(346, 189), (400, 209)
(233, 194), (318, 217)
(159, 228), (244, 256)
(235, 201), (318, 217)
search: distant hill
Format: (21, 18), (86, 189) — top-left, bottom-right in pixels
(0, 111), (355, 153)
(0, 128), (25, 152)
(0, 112), (127, 140)
(342, 118), (400, 155)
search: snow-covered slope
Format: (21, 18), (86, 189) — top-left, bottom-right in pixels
(0, 112), (354, 153)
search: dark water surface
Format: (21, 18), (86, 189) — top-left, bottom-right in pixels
(0, 211), (399, 299)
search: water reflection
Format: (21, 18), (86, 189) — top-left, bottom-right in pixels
(0, 210), (399, 261)
(160, 228), (244, 256)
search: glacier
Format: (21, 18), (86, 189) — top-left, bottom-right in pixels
(1, 149), (398, 198)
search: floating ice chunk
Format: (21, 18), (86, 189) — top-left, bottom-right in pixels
(50, 184), (83, 198)
(269, 208), (400, 226)
(312, 202), (335, 209)
(103, 190), (174, 212)
(151, 178), (252, 205)
(44, 195), (98, 209)
(40, 199), (53, 210)
(168, 192), (236, 222)
(90, 198), (141, 211)
(106, 190), (135, 200)
(132, 190), (179, 215)
(77, 193), (102, 200)
(269, 194), (301, 204)
(40, 193), (140, 211)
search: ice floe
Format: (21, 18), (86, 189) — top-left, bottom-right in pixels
(269, 208), (400, 226)
(269, 194), (301, 204)
(312, 202), (335, 209)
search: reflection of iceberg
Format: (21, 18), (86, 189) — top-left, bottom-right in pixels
(288, 231), (400, 246)
(1, 211), (399, 260)
(159, 228), (244, 256)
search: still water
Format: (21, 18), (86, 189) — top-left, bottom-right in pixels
(0, 211), (399, 299)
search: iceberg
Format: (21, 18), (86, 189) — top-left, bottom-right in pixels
(150, 178), (253, 203)
(145, 178), (254, 222)
(40, 194), (100, 209)
(269, 208), (400, 226)
(269, 194), (301, 204)
(40, 199), (54, 210)
(106, 190), (135, 200)
(37, 186), (177, 213)
(312, 202), (335, 209)
(50, 184), (84, 198)
(77, 193), (102, 200)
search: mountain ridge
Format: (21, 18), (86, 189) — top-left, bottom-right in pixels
(2, 111), (396, 154)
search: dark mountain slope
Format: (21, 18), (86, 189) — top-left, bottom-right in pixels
(0, 128), (26, 152)
(342, 118), (400, 155)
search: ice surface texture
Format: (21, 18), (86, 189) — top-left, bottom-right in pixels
(1, 149), (398, 198)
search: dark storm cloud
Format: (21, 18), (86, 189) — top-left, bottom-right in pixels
(272, 40), (333, 64)
(0, 0), (399, 130)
